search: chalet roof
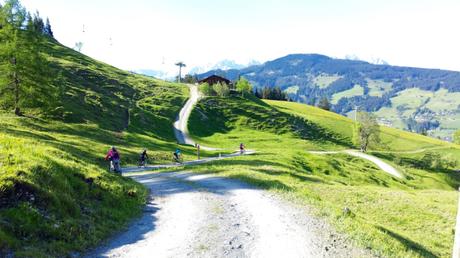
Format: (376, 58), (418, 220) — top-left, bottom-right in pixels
(198, 75), (231, 85)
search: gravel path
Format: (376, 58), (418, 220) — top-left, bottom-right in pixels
(309, 149), (403, 178)
(343, 150), (402, 178)
(86, 171), (374, 258)
(173, 84), (218, 151)
(121, 151), (256, 174)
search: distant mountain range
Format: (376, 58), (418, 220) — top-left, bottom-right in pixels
(198, 54), (460, 140)
(135, 59), (261, 81)
(188, 59), (261, 75)
(134, 69), (173, 79)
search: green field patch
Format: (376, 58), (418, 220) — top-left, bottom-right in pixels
(424, 88), (460, 112)
(284, 85), (299, 94)
(331, 84), (364, 104)
(313, 73), (343, 89)
(366, 79), (393, 97)
(374, 87), (460, 139)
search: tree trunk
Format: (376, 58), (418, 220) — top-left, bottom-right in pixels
(12, 57), (21, 116)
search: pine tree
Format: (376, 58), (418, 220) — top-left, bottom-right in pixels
(318, 97), (331, 111)
(32, 11), (44, 34)
(254, 88), (261, 98)
(0, 0), (55, 115)
(44, 17), (53, 37)
(262, 87), (270, 99)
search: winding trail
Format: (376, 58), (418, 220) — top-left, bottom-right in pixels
(121, 150), (255, 174)
(86, 172), (372, 258)
(85, 84), (377, 257)
(173, 84), (218, 151)
(309, 150), (403, 178)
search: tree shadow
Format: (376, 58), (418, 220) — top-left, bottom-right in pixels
(254, 167), (326, 184)
(226, 174), (292, 191)
(371, 152), (460, 190)
(188, 96), (352, 148)
(207, 158), (294, 171)
(0, 127), (57, 142)
(85, 201), (159, 258)
(376, 226), (437, 258)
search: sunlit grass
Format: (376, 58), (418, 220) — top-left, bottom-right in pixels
(184, 96), (460, 257)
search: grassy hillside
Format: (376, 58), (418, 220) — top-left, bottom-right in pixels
(0, 37), (192, 257)
(187, 95), (460, 257)
(198, 54), (460, 140)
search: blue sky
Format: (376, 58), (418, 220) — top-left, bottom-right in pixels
(19, 0), (460, 73)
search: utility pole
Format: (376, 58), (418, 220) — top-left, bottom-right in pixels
(175, 62), (186, 83)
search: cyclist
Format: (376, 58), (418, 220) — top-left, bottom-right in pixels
(139, 149), (149, 167)
(239, 143), (245, 155)
(173, 148), (182, 163)
(105, 146), (121, 173)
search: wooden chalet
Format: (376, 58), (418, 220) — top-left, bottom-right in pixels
(198, 75), (232, 86)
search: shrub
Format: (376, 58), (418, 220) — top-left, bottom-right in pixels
(199, 82), (214, 96)
(213, 82), (230, 97)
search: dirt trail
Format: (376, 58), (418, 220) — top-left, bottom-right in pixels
(87, 85), (377, 257)
(309, 149), (403, 178)
(121, 151), (256, 174)
(173, 84), (218, 151)
(86, 172), (373, 258)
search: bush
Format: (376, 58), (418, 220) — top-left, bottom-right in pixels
(454, 130), (460, 144)
(213, 82), (230, 97)
(199, 82), (214, 96)
(236, 77), (252, 97)
(419, 152), (458, 170)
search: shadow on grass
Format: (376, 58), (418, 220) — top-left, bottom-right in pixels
(226, 174), (292, 191)
(376, 226), (437, 258)
(209, 158), (293, 171)
(188, 96), (352, 148)
(0, 127), (57, 142)
(253, 167), (326, 184)
(372, 152), (460, 190)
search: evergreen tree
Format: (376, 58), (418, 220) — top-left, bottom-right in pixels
(32, 11), (44, 34)
(262, 87), (270, 99)
(254, 88), (261, 98)
(25, 11), (33, 31)
(44, 17), (53, 37)
(183, 74), (197, 84)
(308, 96), (317, 106)
(0, 0), (55, 115)
(317, 97), (331, 111)
(258, 86), (288, 100)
